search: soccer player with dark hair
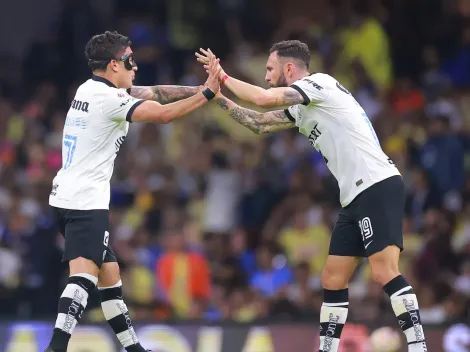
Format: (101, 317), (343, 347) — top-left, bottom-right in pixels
(196, 42), (428, 352)
(45, 31), (221, 352)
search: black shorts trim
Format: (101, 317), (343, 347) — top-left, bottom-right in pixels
(52, 207), (117, 268)
(329, 176), (405, 258)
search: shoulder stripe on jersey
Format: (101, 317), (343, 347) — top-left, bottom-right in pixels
(290, 84), (310, 106)
(126, 100), (145, 123)
(284, 109), (295, 122)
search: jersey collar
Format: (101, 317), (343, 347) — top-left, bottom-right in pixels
(92, 75), (117, 88)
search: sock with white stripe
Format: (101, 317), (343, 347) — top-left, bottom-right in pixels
(99, 280), (146, 352)
(48, 273), (98, 352)
(384, 275), (427, 352)
(318, 288), (349, 352)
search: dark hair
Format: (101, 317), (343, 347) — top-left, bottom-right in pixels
(85, 31), (132, 71)
(269, 40), (310, 70)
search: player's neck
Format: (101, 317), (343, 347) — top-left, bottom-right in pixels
(92, 71), (119, 88)
(292, 71), (310, 83)
(299, 71), (310, 78)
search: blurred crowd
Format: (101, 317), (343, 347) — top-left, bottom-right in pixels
(1, 0), (470, 326)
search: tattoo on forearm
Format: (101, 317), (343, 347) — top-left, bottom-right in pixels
(281, 89), (305, 105)
(215, 97), (294, 134)
(130, 85), (202, 104)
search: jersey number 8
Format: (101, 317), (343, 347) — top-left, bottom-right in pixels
(63, 134), (78, 169)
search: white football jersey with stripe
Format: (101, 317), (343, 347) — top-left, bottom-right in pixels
(285, 73), (400, 206)
(49, 76), (144, 210)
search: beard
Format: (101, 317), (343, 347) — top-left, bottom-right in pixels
(274, 72), (288, 87)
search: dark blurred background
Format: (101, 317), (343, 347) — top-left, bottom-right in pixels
(1, 0), (470, 332)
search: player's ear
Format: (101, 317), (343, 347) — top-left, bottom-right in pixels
(286, 62), (295, 76)
(109, 60), (119, 73)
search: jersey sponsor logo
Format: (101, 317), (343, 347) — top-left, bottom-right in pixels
(71, 99), (90, 113)
(120, 98), (133, 107)
(336, 81), (351, 95)
(308, 124), (329, 163)
(307, 123), (322, 146)
(303, 78), (323, 91)
(65, 116), (88, 129)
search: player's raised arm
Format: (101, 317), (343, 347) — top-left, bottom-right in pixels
(123, 55), (221, 124)
(196, 43), (325, 108)
(214, 92), (295, 135)
(219, 76), (306, 108)
(128, 84), (204, 104)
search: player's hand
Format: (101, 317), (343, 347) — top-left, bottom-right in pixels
(196, 48), (226, 80)
(203, 53), (222, 94)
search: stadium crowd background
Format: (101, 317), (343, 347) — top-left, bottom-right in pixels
(1, 0), (470, 329)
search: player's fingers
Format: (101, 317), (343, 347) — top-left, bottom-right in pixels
(205, 48), (216, 60)
(195, 53), (206, 61)
(195, 53), (208, 61)
(200, 48), (211, 57)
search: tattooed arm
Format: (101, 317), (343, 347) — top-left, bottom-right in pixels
(215, 94), (295, 135)
(129, 85), (204, 104)
(220, 76), (306, 108)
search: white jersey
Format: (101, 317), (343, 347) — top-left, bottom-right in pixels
(285, 73), (400, 206)
(49, 76), (144, 210)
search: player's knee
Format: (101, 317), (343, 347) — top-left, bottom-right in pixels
(98, 262), (121, 288)
(369, 246), (400, 286)
(69, 256), (100, 277)
(321, 266), (349, 290)
(370, 262), (400, 286)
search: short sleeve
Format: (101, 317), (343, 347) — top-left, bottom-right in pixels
(103, 89), (145, 123)
(290, 75), (328, 105)
(284, 104), (301, 124)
